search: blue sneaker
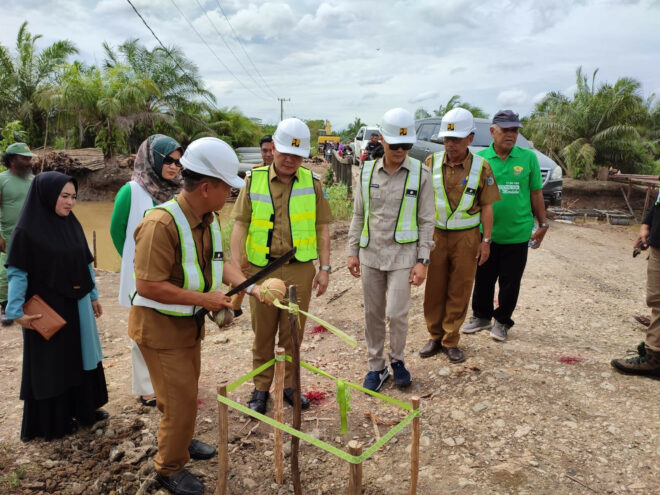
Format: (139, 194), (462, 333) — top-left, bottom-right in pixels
(390, 360), (411, 388)
(363, 368), (390, 392)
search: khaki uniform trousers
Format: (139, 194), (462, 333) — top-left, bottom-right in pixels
(249, 261), (316, 391)
(139, 340), (201, 476)
(362, 265), (411, 371)
(424, 227), (481, 348)
(645, 248), (660, 351)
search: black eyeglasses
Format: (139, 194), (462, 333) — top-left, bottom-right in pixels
(389, 143), (413, 151)
(163, 156), (182, 167)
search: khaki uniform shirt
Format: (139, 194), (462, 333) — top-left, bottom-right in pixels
(232, 164), (333, 260)
(424, 151), (501, 214)
(129, 194), (216, 349)
(347, 157), (436, 271)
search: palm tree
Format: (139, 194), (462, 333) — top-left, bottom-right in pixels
(431, 95), (489, 119)
(415, 108), (431, 119)
(205, 107), (261, 148)
(528, 67), (650, 178)
(0, 22), (78, 144)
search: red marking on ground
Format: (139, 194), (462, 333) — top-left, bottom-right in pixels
(558, 355), (585, 365)
(197, 399), (202, 408)
(312, 325), (328, 334)
(304, 390), (327, 403)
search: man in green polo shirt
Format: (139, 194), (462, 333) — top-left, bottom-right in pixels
(0, 143), (36, 325)
(461, 110), (549, 341)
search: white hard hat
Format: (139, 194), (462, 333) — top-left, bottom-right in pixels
(439, 107), (475, 138)
(379, 107), (416, 144)
(180, 137), (245, 188)
(273, 118), (311, 158)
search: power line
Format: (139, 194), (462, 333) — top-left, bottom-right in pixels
(192, 0), (274, 99)
(125, 0), (219, 110)
(215, 0), (278, 99)
(168, 0), (267, 100)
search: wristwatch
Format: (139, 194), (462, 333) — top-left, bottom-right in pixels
(246, 283), (256, 296)
(482, 237), (492, 244)
(416, 258), (430, 266)
(539, 222), (550, 229)
(320, 265), (332, 272)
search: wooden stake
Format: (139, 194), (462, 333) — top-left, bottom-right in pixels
(92, 230), (97, 268)
(347, 440), (362, 495)
(408, 397), (420, 495)
(215, 384), (229, 495)
(273, 347), (285, 484)
(288, 285), (302, 495)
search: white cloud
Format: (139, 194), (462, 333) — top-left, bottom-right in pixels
(497, 89), (529, 107)
(409, 91), (439, 104)
(226, 2), (297, 40)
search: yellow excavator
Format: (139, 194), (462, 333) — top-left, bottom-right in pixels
(317, 120), (340, 152)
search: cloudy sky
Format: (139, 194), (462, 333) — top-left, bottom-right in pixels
(2, 0), (659, 130)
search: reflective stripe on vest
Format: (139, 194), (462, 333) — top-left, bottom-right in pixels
(359, 157), (421, 247)
(246, 166), (318, 267)
(131, 198), (224, 316)
(432, 152), (483, 230)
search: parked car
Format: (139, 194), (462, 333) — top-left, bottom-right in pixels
(350, 125), (381, 165)
(410, 117), (563, 206)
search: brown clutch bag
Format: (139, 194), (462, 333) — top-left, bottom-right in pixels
(22, 294), (67, 340)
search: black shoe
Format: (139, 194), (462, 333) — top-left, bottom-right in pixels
(156, 469), (205, 495)
(94, 409), (109, 422)
(233, 308), (243, 318)
(283, 387), (310, 409)
(391, 360), (412, 388)
(419, 339), (443, 358)
(248, 389), (269, 414)
(188, 439), (216, 460)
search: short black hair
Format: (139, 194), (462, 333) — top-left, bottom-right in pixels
(260, 135), (273, 147)
(181, 168), (223, 192)
(370, 133), (378, 138)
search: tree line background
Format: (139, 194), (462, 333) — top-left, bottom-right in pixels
(1, 23), (659, 179)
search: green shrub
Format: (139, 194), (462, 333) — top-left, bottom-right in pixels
(325, 183), (353, 221)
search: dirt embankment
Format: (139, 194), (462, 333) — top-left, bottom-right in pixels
(0, 216), (658, 494)
(561, 177), (654, 214)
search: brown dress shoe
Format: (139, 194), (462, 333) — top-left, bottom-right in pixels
(444, 347), (465, 363)
(419, 339), (443, 358)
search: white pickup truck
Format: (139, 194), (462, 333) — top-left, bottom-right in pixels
(350, 125), (380, 165)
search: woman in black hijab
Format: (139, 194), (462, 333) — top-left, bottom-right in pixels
(5, 171), (108, 441)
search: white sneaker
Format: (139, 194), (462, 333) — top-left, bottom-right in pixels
(461, 316), (492, 334)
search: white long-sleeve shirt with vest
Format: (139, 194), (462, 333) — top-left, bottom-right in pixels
(347, 157), (435, 271)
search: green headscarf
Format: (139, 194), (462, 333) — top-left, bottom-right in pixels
(151, 135), (182, 176)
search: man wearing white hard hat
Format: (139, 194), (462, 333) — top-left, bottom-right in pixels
(231, 118), (332, 414)
(347, 108), (435, 391)
(129, 137), (263, 495)
(419, 108), (500, 364)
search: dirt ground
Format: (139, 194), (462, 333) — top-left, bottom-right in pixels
(0, 210), (658, 494)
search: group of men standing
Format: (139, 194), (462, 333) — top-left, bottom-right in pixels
(348, 106), (548, 391)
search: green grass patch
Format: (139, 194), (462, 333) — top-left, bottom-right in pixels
(325, 183), (353, 221)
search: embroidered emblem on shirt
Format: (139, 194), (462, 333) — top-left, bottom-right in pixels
(461, 178), (467, 185)
(513, 166), (523, 176)
(487, 177), (495, 185)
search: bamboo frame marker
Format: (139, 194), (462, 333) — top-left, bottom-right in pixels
(216, 383), (229, 495)
(408, 396), (420, 495)
(273, 347), (286, 484)
(347, 440), (363, 495)
(288, 285), (302, 495)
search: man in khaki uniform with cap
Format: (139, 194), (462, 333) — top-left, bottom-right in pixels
(231, 118), (332, 414)
(130, 137), (263, 495)
(419, 108), (500, 364)
(348, 107), (435, 391)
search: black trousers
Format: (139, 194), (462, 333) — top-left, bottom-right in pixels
(471, 241), (528, 327)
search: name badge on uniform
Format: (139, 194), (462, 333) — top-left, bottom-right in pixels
(465, 187), (476, 196)
(213, 251), (224, 261)
(370, 183), (379, 188)
(406, 188), (418, 197)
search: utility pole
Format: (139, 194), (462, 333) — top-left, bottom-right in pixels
(278, 98), (290, 121)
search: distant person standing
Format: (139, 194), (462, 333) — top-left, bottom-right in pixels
(259, 135), (274, 166)
(0, 143), (35, 326)
(462, 110), (548, 341)
(110, 134), (182, 407)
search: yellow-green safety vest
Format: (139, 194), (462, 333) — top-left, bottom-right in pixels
(359, 157), (422, 247)
(432, 151), (484, 230)
(131, 198), (224, 317)
(246, 166), (318, 266)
